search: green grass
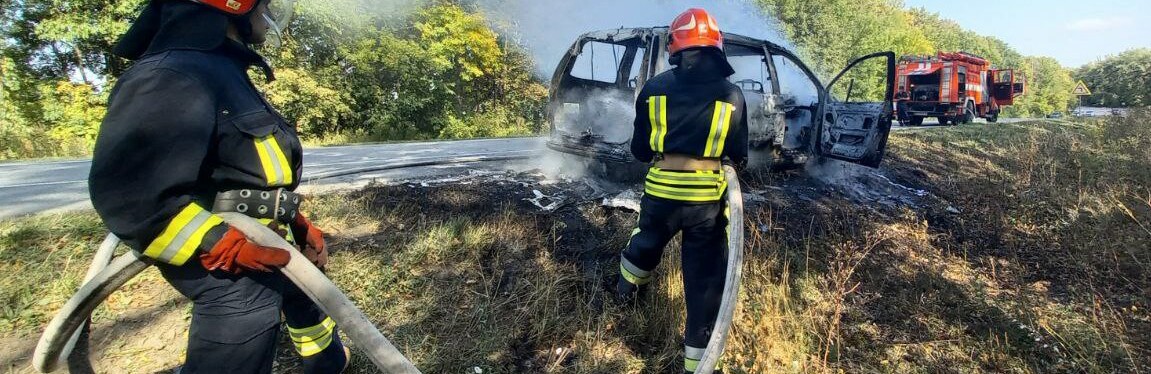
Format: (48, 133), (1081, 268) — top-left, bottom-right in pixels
(2, 111), (1149, 373)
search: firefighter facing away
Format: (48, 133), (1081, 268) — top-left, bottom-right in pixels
(616, 8), (748, 374)
(89, 0), (350, 372)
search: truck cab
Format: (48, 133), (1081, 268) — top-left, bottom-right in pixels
(545, 27), (895, 179)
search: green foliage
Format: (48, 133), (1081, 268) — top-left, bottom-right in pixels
(258, 68), (352, 138)
(760, 1), (1075, 117)
(263, 2), (546, 141)
(0, 0), (1096, 159)
(1008, 56), (1075, 117)
(764, 0), (934, 102)
(40, 80), (106, 154)
(1076, 48), (1151, 107)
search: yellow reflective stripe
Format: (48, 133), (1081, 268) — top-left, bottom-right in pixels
(704, 101), (735, 157)
(724, 206), (731, 235)
(620, 262), (651, 285)
(254, 135), (293, 186)
(644, 184), (726, 202)
(648, 96), (668, 152)
(621, 257), (651, 281)
(644, 167), (727, 202)
(685, 358), (699, 372)
(685, 345), (705, 371)
(143, 203), (223, 266)
(658, 97), (668, 151)
(684, 357), (725, 372)
(646, 175), (723, 187)
(649, 171), (718, 181)
(650, 167), (724, 175)
(288, 317), (336, 357)
(255, 218), (295, 243)
(714, 102), (734, 156)
(648, 96), (658, 150)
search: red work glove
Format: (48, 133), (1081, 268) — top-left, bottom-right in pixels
(200, 225), (291, 274)
(292, 213), (328, 269)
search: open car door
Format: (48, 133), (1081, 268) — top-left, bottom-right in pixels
(817, 51), (896, 168)
(991, 69), (1025, 106)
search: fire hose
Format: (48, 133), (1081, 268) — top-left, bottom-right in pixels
(694, 165), (745, 374)
(32, 213), (420, 373)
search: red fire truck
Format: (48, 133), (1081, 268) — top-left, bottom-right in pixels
(894, 52), (1025, 126)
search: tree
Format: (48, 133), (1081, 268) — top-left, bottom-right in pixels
(1076, 48), (1151, 107)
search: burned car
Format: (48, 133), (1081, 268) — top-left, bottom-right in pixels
(545, 27), (896, 179)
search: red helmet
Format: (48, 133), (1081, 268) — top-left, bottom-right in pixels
(668, 8), (724, 56)
(189, 0), (259, 16)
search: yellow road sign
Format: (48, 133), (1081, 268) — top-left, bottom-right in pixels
(1072, 80), (1092, 96)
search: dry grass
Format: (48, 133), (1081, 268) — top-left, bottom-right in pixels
(2, 111), (1149, 373)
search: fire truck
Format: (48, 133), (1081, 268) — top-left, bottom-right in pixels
(894, 52), (1025, 126)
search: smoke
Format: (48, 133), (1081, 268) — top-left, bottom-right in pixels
(472, 0), (837, 183)
(551, 89), (635, 143)
(476, 0), (792, 78)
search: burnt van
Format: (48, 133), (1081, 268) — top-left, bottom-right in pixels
(545, 27), (896, 179)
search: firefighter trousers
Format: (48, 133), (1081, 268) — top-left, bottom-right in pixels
(618, 194), (729, 371)
(158, 261), (347, 374)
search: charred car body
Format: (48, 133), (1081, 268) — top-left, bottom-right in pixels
(545, 27), (896, 178)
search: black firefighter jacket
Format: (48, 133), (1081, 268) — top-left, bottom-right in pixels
(631, 67), (749, 166)
(89, 42), (301, 266)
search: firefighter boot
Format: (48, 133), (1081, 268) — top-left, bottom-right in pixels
(615, 275), (648, 304)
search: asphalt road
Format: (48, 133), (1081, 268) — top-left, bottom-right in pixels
(0, 118), (1036, 220)
(0, 137), (542, 220)
(892, 116), (1030, 130)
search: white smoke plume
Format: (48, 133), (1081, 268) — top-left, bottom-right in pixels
(471, 0), (847, 184)
(476, 0), (793, 78)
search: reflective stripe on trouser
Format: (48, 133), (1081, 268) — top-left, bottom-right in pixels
(620, 244), (653, 285)
(159, 213), (345, 373)
(144, 203), (223, 265)
(620, 194), (730, 366)
(644, 167), (727, 202)
(684, 345), (724, 372)
(289, 316), (337, 357)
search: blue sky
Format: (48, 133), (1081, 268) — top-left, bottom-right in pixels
(903, 0), (1151, 68)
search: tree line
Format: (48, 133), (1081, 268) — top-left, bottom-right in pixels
(1075, 48), (1151, 108)
(0, 0), (1121, 160)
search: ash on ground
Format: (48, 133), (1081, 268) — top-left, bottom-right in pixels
(376, 160), (951, 219)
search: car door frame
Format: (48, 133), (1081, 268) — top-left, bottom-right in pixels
(814, 51), (897, 168)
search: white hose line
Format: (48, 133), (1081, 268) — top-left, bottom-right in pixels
(32, 248), (151, 372)
(34, 216), (420, 373)
(218, 213), (420, 373)
(695, 165), (745, 374)
(57, 234), (120, 371)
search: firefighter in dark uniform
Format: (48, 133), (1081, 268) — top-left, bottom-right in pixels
(615, 8), (748, 374)
(895, 89), (911, 126)
(88, 0), (349, 372)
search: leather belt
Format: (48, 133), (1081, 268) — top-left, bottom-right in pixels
(213, 188), (301, 224)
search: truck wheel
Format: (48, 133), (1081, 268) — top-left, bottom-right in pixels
(938, 117), (951, 126)
(986, 113), (999, 123)
(910, 116), (924, 127)
(964, 103), (976, 124)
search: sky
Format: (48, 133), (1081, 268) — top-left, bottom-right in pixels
(903, 0), (1151, 68)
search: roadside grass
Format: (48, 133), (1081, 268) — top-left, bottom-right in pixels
(1, 111), (1148, 373)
